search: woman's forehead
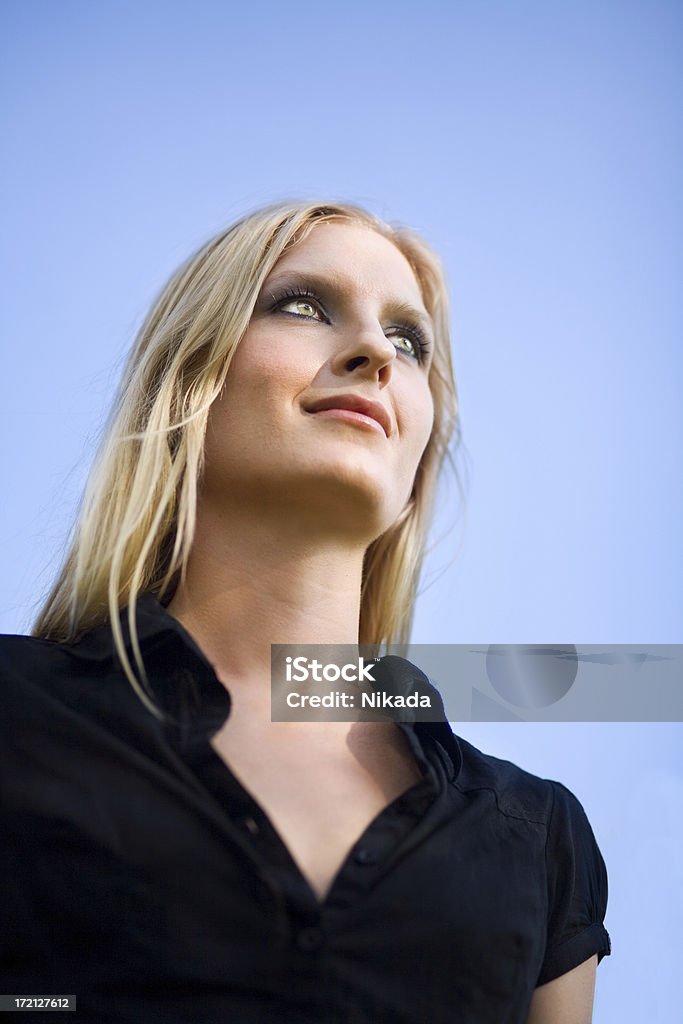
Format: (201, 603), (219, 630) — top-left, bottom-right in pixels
(269, 221), (427, 310)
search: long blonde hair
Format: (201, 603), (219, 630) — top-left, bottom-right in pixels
(33, 200), (463, 717)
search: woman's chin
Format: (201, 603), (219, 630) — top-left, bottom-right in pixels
(270, 472), (398, 541)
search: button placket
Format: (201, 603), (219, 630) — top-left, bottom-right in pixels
(296, 925), (324, 952)
(353, 846), (379, 866)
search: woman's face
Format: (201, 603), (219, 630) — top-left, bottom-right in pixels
(202, 221), (436, 543)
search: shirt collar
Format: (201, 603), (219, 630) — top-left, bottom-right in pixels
(69, 592), (463, 783)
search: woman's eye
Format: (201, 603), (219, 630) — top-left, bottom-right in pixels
(390, 329), (430, 363)
(279, 298), (322, 319)
(393, 333), (418, 359)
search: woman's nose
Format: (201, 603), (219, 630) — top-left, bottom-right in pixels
(335, 324), (397, 380)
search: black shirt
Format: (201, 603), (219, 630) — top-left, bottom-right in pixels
(0, 595), (611, 1023)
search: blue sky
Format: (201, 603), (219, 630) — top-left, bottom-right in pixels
(1, 2), (681, 1018)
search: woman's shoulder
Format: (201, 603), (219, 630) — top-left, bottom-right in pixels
(452, 731), (588, 829)
(0, 627), (167, 783)
(0, 629), (95, 684)
(0, 628), (126, 734)
(0, 630), (77, 685)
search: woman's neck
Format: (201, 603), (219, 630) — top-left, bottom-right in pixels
(166, 501), (368, 690)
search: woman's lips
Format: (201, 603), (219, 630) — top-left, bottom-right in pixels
(308, 408), (387, 436)
(304, 393), (392, 436)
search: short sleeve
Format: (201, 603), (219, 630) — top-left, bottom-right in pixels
(536, 780), (612, 987)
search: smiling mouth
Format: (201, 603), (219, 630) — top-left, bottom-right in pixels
(307, 408), (387, 436)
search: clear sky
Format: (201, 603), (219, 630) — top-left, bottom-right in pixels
(1, 1), (681, 1019)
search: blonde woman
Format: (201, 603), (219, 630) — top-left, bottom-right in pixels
(0, 201), (610, 1023)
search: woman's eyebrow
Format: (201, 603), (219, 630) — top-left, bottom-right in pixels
(261, 270), (435, 340)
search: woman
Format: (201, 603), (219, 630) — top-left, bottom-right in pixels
(1, 201), (610, 1022)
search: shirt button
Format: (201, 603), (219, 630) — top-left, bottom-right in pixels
(354, 846), (379, 866)
(296, 927), (324, 952)
(243, 816), (260, 836)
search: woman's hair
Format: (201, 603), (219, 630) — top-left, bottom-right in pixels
(33, 200), (463, 717)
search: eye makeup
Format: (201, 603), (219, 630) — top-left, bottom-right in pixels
(264, 277), (433, 365)
(269, 286), (329, 321)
